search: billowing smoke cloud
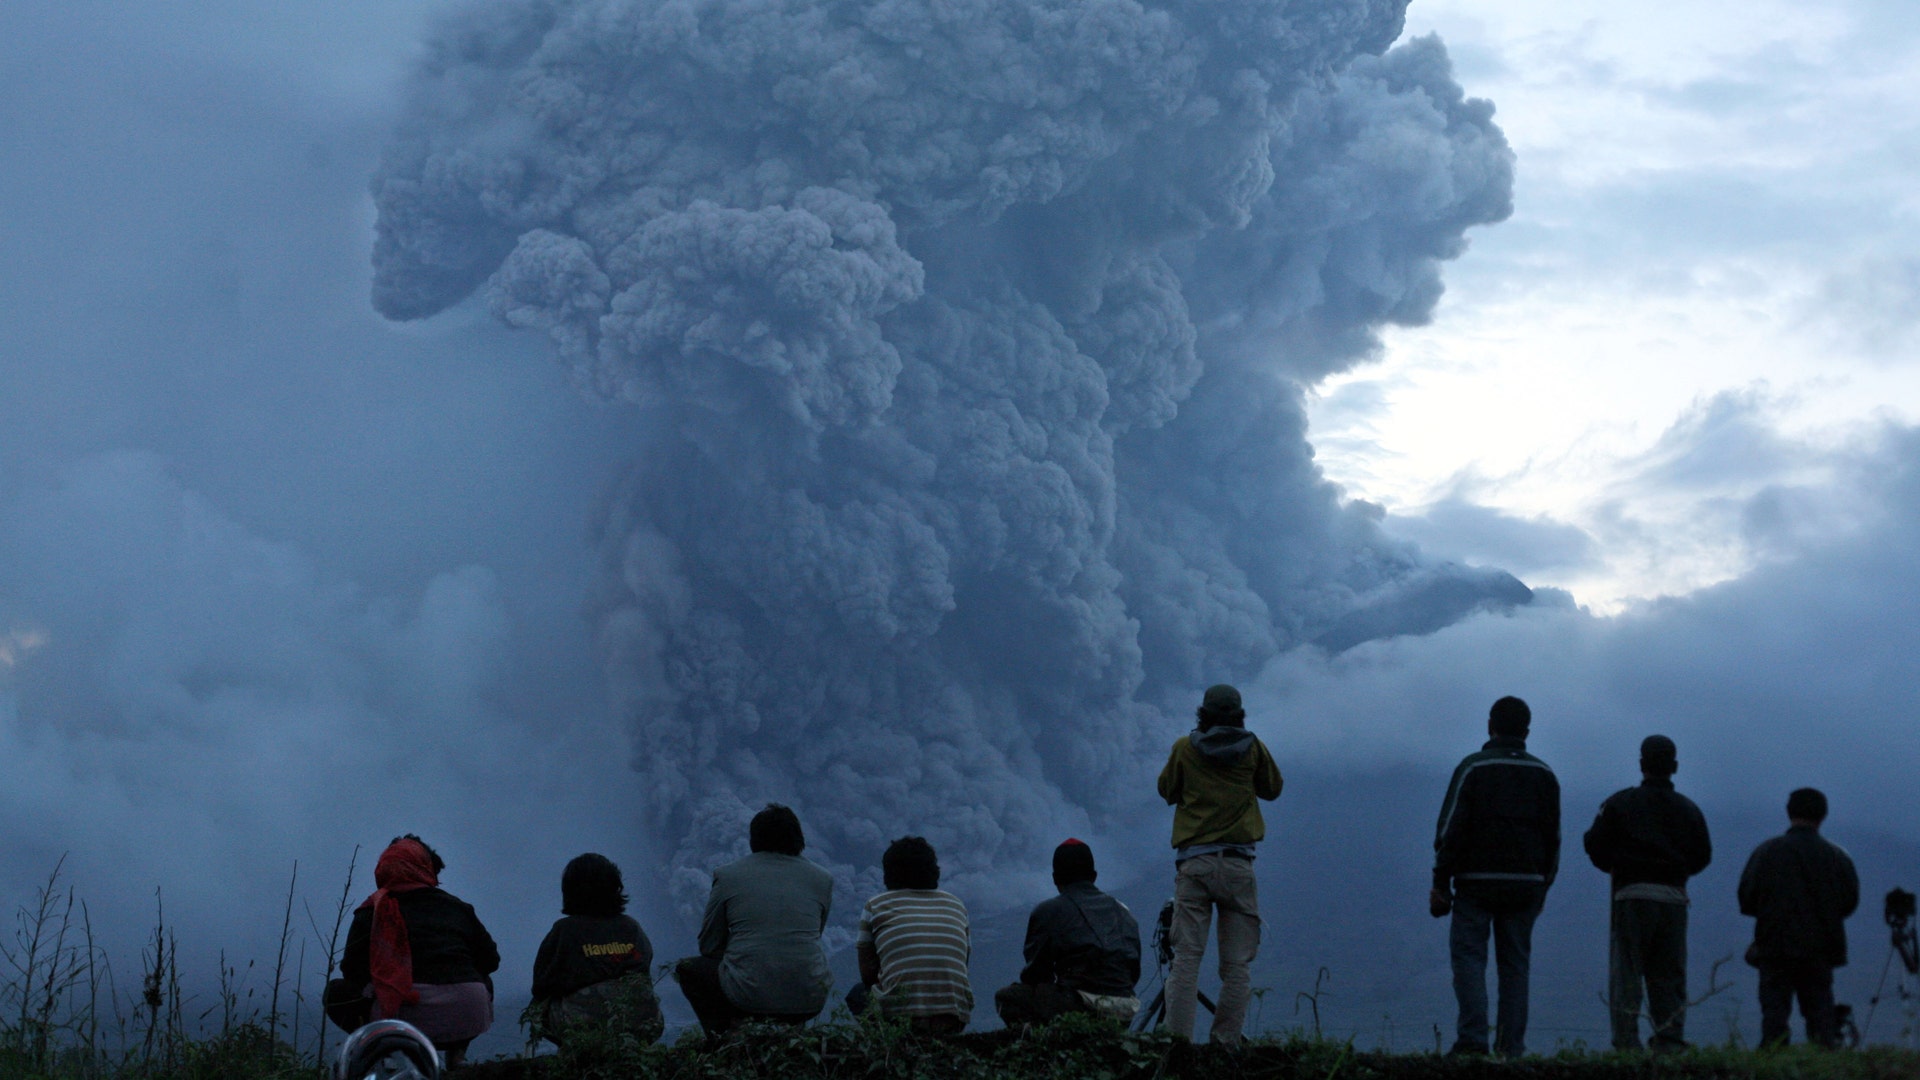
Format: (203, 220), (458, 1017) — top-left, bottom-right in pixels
(370, 0), (1520, 913)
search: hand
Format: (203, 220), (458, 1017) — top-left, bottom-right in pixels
(1429, 888), (1453, 919)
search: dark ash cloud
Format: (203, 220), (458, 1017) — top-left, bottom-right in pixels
(370, 0), (1519, 914)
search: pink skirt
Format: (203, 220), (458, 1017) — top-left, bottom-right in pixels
(375, 982), (493, 1045)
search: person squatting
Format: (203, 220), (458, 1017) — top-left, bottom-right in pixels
(324, 687), (1867, 1057)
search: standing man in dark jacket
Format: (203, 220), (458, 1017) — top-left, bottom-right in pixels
(1583, 735), (1712, 1051)
(1158, 684), (1283, 1045)
(1431, 696), (1559, 1058)
(1738, 788), (1859, 1048)
(996, 840), (1142, 1027)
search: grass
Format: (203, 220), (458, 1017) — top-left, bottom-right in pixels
(0, 859), (349, 1080)
(462, 1014), (1920, 1080)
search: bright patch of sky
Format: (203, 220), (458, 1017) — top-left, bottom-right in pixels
(1310, 0), (1920, 610)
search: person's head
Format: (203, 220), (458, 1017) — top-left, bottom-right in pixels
(1052, 838), (1097, 889)
(749, 803), (806, 855)
(561, 853), (629, 917)
(881, 836), (940, 891)
(1488, 696), (1531, 738)
(1195, 684), (1246, 731)
(1787, 787), (1829, 826)
(1640, 735), (1678, 778)
(375, 835), (442, 890)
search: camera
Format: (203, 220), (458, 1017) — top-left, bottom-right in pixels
(1153, 900), (1177, 968)
(1887, 887), (1916, 926)
(1888, 888), (1918, 977)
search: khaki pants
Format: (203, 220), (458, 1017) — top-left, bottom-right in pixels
(1166, 854), (1260, 1043)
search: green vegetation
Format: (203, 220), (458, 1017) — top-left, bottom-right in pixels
(457, 1014), (1920, 1080)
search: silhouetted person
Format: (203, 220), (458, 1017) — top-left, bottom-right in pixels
(530, 853), (661, 1046)
(674, 804), (833, 1039)
(849, 836), (972, 1033)
(1431, 696), (1559, 1058)
(337, 836), (500, 1066)
(1738, 788), (1859, 1048)
(995, 840), (1142, 1028)
(1157, 684), (1282, 1045)
(1583, 735), (1711, 1051)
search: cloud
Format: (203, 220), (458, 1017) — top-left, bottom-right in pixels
(1254, 418), (1920, 840)
(0, 453), (647, 1011)
(371, 0), (1520, 915)
(1386, 499), (1600, 576)
(1809, 256), (1920, 361)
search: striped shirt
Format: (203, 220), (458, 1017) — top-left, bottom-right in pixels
(857, 889), (972, 1021)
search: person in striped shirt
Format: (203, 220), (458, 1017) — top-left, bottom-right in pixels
(850, 836), (973, 1032)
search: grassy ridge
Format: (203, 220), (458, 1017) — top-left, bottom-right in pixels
(2, 1014), (1917, 1080)
(462, 1015), (1920, 1080)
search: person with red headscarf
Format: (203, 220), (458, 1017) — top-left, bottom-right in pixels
(334, 836), (500, 1064)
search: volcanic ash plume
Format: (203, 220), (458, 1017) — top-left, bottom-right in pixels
(370, 0), (1524, 912)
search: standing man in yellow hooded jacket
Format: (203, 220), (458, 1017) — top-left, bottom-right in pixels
(1157, 684), (1283, 1044)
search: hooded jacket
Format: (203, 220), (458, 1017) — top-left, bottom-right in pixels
(1738, 825), (1859, 967)
(1158, 725), (1284, 850)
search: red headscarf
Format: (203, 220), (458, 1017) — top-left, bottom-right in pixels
(357, 838), (440, 1017)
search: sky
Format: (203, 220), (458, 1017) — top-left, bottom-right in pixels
(1311, 0), (1920, 608)
(0, 0), (1915, 1053)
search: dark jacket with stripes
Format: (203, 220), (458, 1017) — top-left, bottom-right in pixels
(1433, 736), (1561, 908)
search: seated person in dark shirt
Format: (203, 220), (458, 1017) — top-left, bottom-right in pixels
(530, 853), (662, 1046)
(996, 840), (1142, 1027)
(332, 835), (500, 1065)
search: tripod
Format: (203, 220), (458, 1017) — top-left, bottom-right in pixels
(1130, 900), (1217, 1033)
(1862, 888), (1919, 1046)
(1133, 985), (1216, 1033)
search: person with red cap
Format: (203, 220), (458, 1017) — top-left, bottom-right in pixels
(333, 836), (500, 1065)
(994, 839), (1141, 1027)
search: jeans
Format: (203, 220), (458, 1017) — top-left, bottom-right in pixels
(1166, 853), (1261, 1044)
(1609, 899), (1689, 1050)
(1450, 892), (1541, 1056)
(1758, 961), (1837, 1048)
